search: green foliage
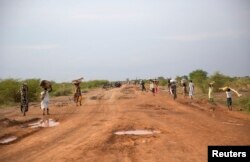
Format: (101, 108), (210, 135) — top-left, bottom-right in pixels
(0, 79), (20, 104)
(208, 72), (235, 92)
(81, 80), (109, 90)
(157, 76), (167, 86)
(0, 79), (109, 105)
(24, 79), (41, 102)
(189, 69), (208, 93)
(51, 83), (73, 97)
(238, 97), (250, 112)
(189, 69), (208, 81)
(230, 77), (250, 91)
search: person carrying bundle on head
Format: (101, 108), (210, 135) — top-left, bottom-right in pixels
(170, 79), (177, 100)
(72, 77), (83, 106)
(219, 86), (242, 111)
(40, 80), (52, 115)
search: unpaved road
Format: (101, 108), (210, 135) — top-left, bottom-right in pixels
(0, 85), (250, 162)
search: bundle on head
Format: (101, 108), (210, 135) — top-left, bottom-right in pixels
(40, 80), (52, 92)
(72, 77), (84, 86)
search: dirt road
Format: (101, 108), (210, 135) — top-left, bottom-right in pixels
(0, 85), (250, 162)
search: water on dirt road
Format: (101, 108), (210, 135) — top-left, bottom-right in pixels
(29, 119), (59, 128)
(0, 136), (18, 144)
(114, 130), (161, 135)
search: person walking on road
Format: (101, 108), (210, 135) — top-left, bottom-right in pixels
(170, 79), (177, 100)
(181, 79), (188, 97)
(189, 80), (194, 99)
(141, 80), (146, 92)
(74, 83), (82, 106)
(20, 83), (29, 116)
(219, 86), (242, 111)
(41, 88), (50, 115)
(149, 80), (155, 96)
(208, 81), (215, 103)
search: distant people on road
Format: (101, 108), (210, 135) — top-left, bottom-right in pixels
(167, 79), (171, 94)
(74, 83), (82, 106)
(208, 81), (215, 103)
(181, 79), (188, 97)
(154, 80), (159, 94)
(170, 79), (177, 100)
(72, 78), (84, 106)
(141, 80), (146, 91)
(149, 80), (155, 96)
(188, 80), (194, 99)
(41, 88), (50, 115)
(20, 83), (29, 116)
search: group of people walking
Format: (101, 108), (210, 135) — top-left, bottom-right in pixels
(19, 77), (242, 116)
(168, 79), (194, 100)
(138, 78), (242, 111)
(19, 78), (83, 116)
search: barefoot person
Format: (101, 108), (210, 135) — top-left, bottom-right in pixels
(20, 83), (29, 116)
(41, 88), (50, 115)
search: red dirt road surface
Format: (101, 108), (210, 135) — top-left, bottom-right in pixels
(0, 85), (250, 162)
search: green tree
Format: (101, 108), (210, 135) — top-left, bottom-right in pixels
(158, 76), (167, 86)
(0, 79), (20, 104)
(208, 72), (234, 92)
(189, 69), (208, 93)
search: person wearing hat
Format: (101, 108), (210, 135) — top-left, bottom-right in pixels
(20, 83), (29, 116)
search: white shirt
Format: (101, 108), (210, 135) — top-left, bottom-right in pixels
(208, 87), (213, 98)
(41, 91), (49, 102)
(226, 91), (232, 98)
(189, 82), (194, 91)
(149, 83), (154, 90)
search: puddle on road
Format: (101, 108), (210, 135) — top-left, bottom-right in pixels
(0, 136), (18, 144)
(29, 119), (59, 128)
(114, 130), (161, 136)
(222, 121), (243, 126)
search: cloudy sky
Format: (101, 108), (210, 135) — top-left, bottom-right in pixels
(0, 0), (250, 82)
